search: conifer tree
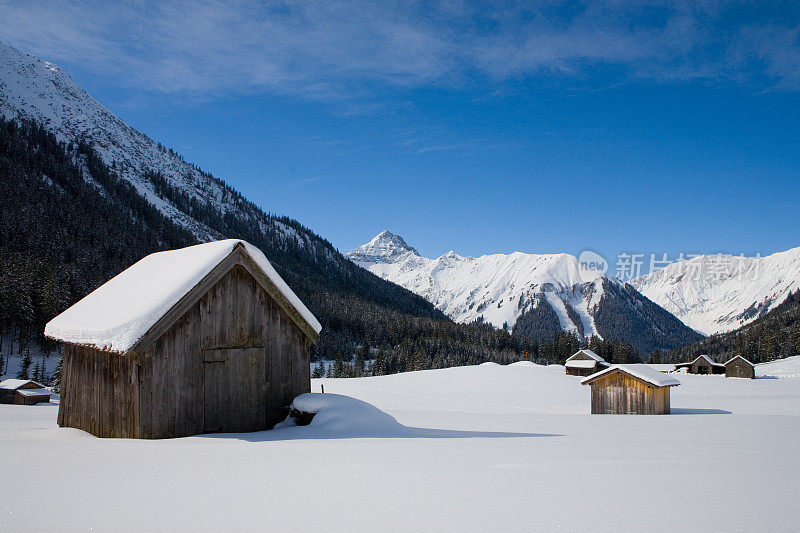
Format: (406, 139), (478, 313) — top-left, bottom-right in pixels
(311, 360), (324, 378)
(373, 347), (385, 376)
(333, 351), (343, 378)
(17, 348), (32, 379)
(52, 357), (63, 392)
(354, 342), (366, 377)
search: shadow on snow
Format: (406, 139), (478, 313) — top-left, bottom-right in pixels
(670, 407), (732, 415)
(196, 427), (562, 442)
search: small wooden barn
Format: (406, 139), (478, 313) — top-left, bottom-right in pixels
(44, 239), (321, 439)
(0, 379), (51, 405)
(565, 349), (608, 376)
(724, 355), (755, 379)
(581, 364), (680, 414)
(675, 354), (726, 375)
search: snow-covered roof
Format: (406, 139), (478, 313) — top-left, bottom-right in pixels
(567, 349), (605, 363)
(581, 364), (681, 388)
(690, 354), (725, 367)
(565, 360), (598, 369)
(45, 239), (322, 353)
(0, 379), (44, 390)
(724, 355), (754, 366)
(15, 388), (51, 397)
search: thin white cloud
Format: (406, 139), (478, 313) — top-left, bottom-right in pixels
(0, 0), (798, 101)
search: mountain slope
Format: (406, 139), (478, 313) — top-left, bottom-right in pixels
(348, 231), (702, 353)
(0, 41), (457, 362)
(631, 247), (800, 335)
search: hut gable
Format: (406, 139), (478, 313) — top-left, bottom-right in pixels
(687, 354), (726, 375)
(565, 349), (608, 376)
(0, 379), (50, 405)
(567, 349), (605, 363)
(581, 365), (680, 415)
(45, 239), (321, 353)
(0, 379), (46, 390)
(675, 354), (726, 375)
(45, 240), (320, 439)
(581, 365), (680, 388)
(724, 355), (755, 379)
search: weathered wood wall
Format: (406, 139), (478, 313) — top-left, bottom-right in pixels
(58, 255), (312, 439)
(589, 372), (670, 415)
(725, 359), (755, 379)
(14, 392), (51, 405)
(135, 263), (310, 439)
(1, 381), (49, 404)
(565, 352), (600, 376)
(57, 344), (138, 437)
(565, 366), (596, 377)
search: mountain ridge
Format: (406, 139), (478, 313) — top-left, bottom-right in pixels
(347, 231), (703, 353)
(631, 247), (800, 335)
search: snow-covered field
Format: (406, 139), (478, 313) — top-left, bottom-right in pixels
(2, 361), (800, 531)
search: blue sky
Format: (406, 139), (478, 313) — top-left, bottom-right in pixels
(1, 1), (799, 275)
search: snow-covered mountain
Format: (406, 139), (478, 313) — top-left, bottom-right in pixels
(0, 40), (447, 343)
(350, 232), (604, 331)
(0, 40), (274, 242)
(631, 247), (800, 335)
(348, 231), (703, 353)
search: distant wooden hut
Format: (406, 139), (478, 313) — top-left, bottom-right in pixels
(581, 364), (680, 414)
(44, 240), (321, 439)
(0, 379), (51, 405)
(724, 355), (755, 379)
(675, 354), (726, 375)
(565, 349), (608, 376)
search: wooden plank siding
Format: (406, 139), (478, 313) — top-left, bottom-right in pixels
(564, 350), (606, 376)
(588, 372), (671, 415)
(565, 366), (597, 377)
(725, 358), (755, 379)
(57, 250), (313, 439)
(688, 359), (726, 375)
(57, 344), (137, 437)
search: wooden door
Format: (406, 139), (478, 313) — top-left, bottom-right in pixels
(203, 348), (230, 433)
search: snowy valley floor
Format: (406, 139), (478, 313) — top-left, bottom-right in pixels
(2, 359), (800, 531)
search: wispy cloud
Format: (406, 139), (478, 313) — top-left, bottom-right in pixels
(1, 0), (799, 102)
(295, 136), (351, 148)
(289, 173), (333, 186)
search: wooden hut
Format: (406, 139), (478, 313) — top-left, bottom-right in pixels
(44, 239), (321, 439)
(0, 379), (51, 405)
(675, 354), (725, 375)
(581, 364), (680, 414)
(565, 349), (608, 376)
(724, 355), (755, 379)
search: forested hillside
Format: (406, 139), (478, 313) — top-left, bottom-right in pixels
(666, 290), (800, 364)
(0, 116), (649, 378)
(0, 118), (197, 359)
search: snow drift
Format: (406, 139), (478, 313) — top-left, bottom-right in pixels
(274, 393), (407, 437)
